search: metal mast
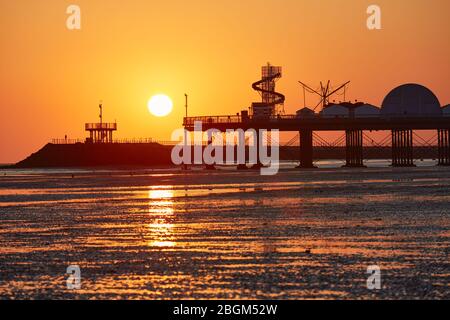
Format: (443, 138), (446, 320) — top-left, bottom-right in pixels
(298, 80), (350, 111)
(185, 94), (188, 118)
(99, 101), (103, 125)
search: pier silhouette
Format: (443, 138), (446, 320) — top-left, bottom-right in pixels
(184, 66), (450, 168)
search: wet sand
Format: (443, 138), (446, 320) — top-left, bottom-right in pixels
(0, 165), (449, 299)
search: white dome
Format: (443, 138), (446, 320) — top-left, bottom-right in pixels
(296, 107), (315, 118)
(381, 84), (442, 117)
(321, 104), (349, 118)
(354, 104), (380, 117)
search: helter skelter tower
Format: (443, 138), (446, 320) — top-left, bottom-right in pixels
(251, 63), (286, 118)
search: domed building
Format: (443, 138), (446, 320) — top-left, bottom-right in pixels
(381, 84), (442, 117)
(296, 107), (316, 118)
(320, 104), (349, 118)
(354, 104), (380, 118)
(443, 104), (450, 116)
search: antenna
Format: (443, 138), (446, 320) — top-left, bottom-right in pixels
(99, 100), (103, 125)
(185, 94), (188, 118)
(303, 86), (306, 108)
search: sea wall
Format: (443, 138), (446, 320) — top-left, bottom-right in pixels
(15, 143), (173, 168)
(13, 143), (439, 168)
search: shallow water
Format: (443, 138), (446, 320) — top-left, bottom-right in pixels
(0, 163), (449, 299)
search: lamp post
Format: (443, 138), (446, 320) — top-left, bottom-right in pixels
(183, 93), (189, 171)
(185, 93), (188, 118)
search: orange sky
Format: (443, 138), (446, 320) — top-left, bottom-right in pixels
(1, 0), (449, 163)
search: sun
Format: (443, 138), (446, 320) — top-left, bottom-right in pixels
(148, 94), (173, 117)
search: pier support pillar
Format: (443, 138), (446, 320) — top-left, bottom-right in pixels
(438, 129), (450, 166)
(205, 133), (216, 170)
(296, 130), (316, 168)
(392, 129), (415, 167)
(343, 130), (365, 168)
(237, 129), (248, 170)
(250, 130), (263, 169)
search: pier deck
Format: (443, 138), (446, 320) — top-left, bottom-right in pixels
(183, 115), (450, 167)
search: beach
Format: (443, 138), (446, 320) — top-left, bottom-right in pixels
(0, 163), (449, 299)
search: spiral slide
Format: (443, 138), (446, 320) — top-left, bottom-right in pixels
(252, 73), (286, 107)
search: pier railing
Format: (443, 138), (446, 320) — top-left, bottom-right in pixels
(183, 115), (242, 126)
(85, 123), (117, 130)
(183, 113), (450, 131)
(51, 138), (177, 145)
(183, 114), (389, 126)
(51, 139), (85, 144)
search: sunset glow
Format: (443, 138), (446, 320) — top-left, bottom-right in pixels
(0, 0), (449, 164)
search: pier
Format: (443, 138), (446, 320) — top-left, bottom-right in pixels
(183, 65), (450, 168)
(183, 114), (450, 167)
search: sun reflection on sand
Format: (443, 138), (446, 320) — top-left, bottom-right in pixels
(147, 188), (176, 248)
(148, 189), (174, 200)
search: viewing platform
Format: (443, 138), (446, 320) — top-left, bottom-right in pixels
(84, 103), (117, 143)
(85, 122), (117, 143)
